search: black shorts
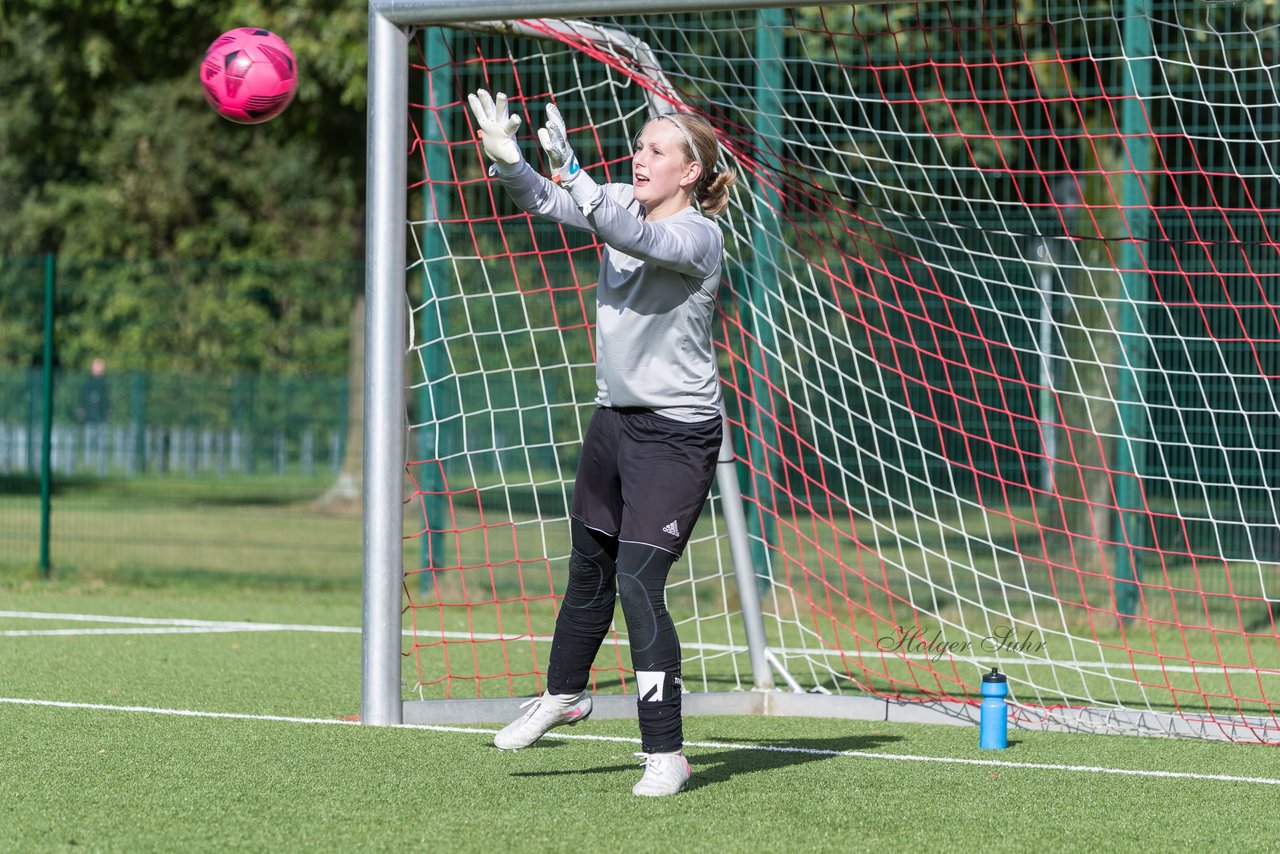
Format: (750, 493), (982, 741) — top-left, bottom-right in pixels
(570, 406), (722, 556)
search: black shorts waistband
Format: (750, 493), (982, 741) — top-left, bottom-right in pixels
(598, 405), (721, 426)
(600, 405), (656, 415)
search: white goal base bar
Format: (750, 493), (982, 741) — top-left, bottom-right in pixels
(403, 694), (1280, 744)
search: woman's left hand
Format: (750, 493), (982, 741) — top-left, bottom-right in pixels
(538, 103), (601, 211)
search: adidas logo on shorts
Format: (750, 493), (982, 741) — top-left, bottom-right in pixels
(662, 519), (680, 538)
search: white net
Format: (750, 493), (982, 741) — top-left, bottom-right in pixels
(402, 2), (1280, 739)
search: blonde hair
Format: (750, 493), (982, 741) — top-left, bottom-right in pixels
(643, 113), (737, 217)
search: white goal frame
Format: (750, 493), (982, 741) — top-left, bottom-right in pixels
(360, 0), (1280, 743)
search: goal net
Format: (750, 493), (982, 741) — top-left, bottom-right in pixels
(381, 0), (1280, 740)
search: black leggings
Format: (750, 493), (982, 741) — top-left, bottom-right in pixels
(545, 518), (683, 753)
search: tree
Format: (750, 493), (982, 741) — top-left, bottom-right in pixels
(1, 1), (367, 260)
(1, 1), (371, 492)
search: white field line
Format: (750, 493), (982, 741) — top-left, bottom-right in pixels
(2, 626), (263, 637)
(2, 610), (1277, 677)
(2, 695), (1279, 787)
(0, 611), (359, 634)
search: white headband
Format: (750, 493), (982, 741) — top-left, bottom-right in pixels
(647, 115), (709, 173)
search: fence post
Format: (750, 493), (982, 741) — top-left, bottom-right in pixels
(416, 24), (452, 593)
(39, 253), (56, 578)
(740, 10), (787, 588)
(1112, 4), (1153, 622)
(129, 371), (148, 474)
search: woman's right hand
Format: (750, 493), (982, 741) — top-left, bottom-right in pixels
(467, 89), (523, 166)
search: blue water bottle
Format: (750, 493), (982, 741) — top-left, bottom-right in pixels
(979, 667), (1008, 750)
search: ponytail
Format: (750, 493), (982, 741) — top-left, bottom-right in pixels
(694, 166), (737, 217)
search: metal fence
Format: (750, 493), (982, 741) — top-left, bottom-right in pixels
(0, 369), (348, 478)
(0, 255), (358, 579)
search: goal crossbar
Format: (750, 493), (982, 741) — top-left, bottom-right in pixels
(370, 0), (864, 27)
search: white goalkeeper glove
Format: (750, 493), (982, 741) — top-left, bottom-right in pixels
(467, 89), (523, 172)
(537, 102), (601, 212)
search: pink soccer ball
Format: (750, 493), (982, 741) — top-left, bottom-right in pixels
(200, 28), (297, 125)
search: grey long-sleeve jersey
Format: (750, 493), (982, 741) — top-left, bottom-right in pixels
(495, 161), (724, 422)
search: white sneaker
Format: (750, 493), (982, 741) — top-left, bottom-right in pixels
(493, 691), (592, 750)
(632, 751), (691, 796)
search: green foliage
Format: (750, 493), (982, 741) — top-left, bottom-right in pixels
(0, 257), (357, 375)
(0, 259), (47, 370)
(1, 1), (366, 257)
(0, 1), (366, 372)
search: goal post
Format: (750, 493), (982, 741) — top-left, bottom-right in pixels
(363, 0), (1280, 741)
(361, 4), (408, 727)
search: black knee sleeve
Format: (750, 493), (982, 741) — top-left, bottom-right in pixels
(616, 542), (683, 753)
(561, 524), (618, 613)
(546, 519), (619, 695)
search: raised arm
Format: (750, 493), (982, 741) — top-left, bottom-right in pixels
(584, 197), (720, 279)
(468, 89), (594, 232)
(491, 161), (595, 232)
(536, 101), (721, 278)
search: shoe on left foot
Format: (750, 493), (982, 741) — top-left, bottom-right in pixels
(493, 691), (593, 751)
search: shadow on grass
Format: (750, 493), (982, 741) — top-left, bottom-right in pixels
(40, 564), (361, 595)
(510, 732), (904, 791)
(685, 732), (906, 789)
(1, 474), (68, 496)
(0, 474), (328, 508)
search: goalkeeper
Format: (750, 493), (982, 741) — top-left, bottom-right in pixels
(468, 89), (737, 797)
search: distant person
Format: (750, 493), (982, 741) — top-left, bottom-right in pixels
(76, 358), (110, 472)
(76, 359), (109, 424)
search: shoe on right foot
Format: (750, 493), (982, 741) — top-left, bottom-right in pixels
(494, 691), (593, 750)
(632, 751), (691, 796)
